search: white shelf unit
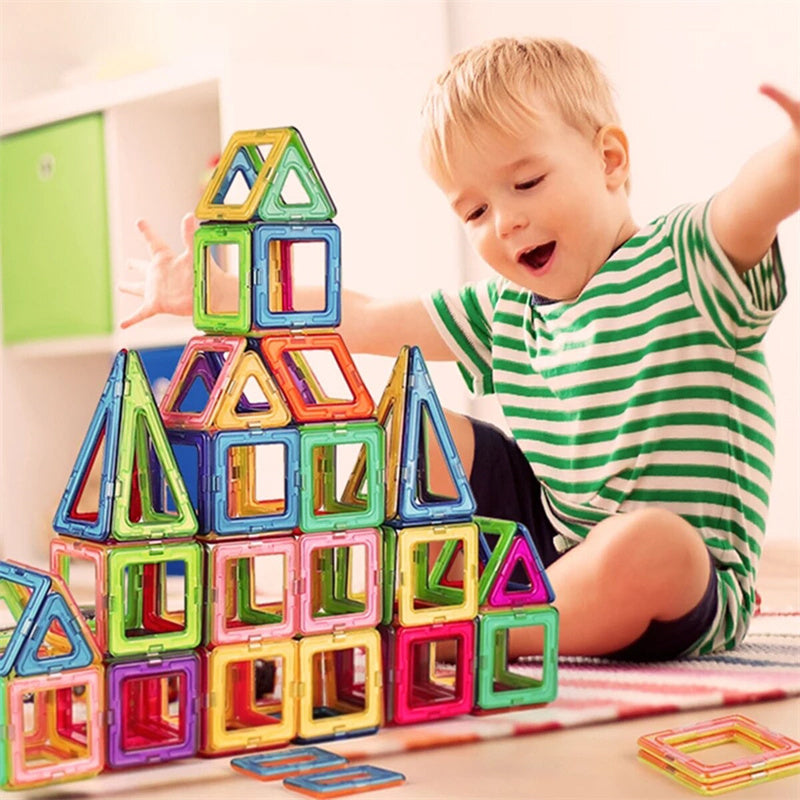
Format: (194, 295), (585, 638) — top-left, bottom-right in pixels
(0, 66), (223, 565)
(1, 64), (222, 355)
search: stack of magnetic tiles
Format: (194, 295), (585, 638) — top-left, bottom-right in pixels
(0, 127), (558, 792)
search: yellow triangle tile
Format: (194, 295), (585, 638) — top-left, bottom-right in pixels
(212, 350), (292, 429)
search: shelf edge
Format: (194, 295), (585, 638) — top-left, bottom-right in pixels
(1, 61), (222, 136)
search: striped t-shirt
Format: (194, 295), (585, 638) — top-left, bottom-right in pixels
(425, 199), (785, 655)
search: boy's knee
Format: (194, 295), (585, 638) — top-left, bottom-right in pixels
(590, 507), (709, 591)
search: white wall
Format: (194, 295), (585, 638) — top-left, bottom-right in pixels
(1, 0), (797, 556)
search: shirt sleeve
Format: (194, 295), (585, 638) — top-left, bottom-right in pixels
(670, 198), (786, 349)
(422, 278), (502, 395)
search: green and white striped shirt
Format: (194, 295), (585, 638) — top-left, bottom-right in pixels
(425, 200), (785, 655)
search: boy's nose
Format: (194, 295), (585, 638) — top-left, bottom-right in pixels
(495, 205), (528, 238)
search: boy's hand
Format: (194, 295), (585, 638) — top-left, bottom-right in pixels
(759, 83), (800, 135)
(118, 213), (198, 328)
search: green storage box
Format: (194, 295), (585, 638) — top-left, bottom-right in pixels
(0, 113), (112, 343)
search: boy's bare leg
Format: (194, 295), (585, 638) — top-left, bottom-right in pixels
(508, 508), (713, 657)
(422, 409), (712, 659)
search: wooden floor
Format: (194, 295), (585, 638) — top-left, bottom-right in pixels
(24, 537), (800, 800)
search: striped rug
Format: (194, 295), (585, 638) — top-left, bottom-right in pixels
(332, 612), (800, 758)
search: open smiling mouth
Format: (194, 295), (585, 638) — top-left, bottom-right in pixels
(519, 241), (556, 271)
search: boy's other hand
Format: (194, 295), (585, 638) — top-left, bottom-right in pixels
(118, 213), (198, 329)
(759, 83), (800, 213)
(759, 83), (800, 133)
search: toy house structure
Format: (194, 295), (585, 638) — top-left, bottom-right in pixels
(0, 127), (558, 790)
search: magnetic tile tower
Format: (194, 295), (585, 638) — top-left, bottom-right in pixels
(1, 339), (203, 789)
(0, 127), (559, 791)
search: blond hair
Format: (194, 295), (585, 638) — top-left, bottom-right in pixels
(421, 37), (622, 182)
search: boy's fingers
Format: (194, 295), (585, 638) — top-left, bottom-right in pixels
(759, 83), (797, 104)
(118, 281), (144, 297)
(119, 303), (152, 329)
(759, 84), (800, 124)
(180, 213), (199, 249)
(136, 218), (170, 257)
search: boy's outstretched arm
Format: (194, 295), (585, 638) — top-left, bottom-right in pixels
(119, 215), (454, 361)
(711, 85), (800, 273)
(332, 289), (454, 360)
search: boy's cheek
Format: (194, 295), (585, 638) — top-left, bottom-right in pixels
(468, 227), (488, 251)
(471, 237), (490, 261)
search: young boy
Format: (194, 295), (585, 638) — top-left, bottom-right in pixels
(121, 37), (799, 661)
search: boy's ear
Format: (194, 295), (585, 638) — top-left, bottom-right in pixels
(596, 125), (630, 190)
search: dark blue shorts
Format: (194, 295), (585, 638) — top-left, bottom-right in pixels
(468, 418), (718, 662)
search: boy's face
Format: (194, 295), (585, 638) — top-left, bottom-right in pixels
(438, 100), (632, 301)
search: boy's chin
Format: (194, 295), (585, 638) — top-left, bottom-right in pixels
(526, 282), (582, 304)
(520, 270), (592, 303)
(493, 263), (585, 302)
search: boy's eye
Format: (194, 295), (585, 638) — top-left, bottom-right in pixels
(465, 205), (486, 222)
(515, 176), (544, 190)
